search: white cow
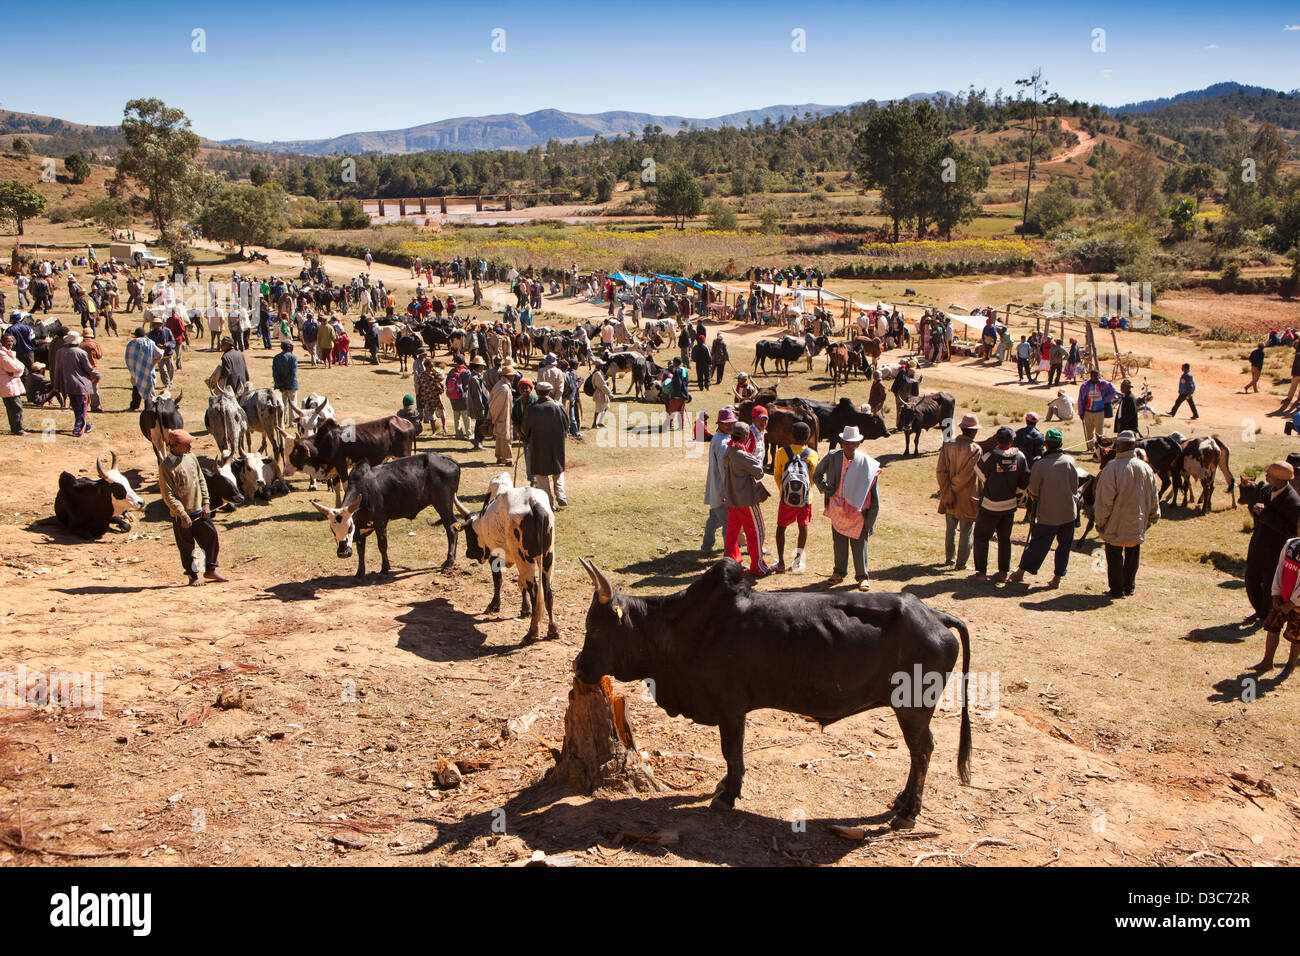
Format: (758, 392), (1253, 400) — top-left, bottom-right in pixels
(459, 473), (558, 643)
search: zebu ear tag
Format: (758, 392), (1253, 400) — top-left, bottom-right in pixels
(614, 605), (623, 621)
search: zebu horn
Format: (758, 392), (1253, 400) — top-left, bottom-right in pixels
(309, 500), (335, 518)
(109, 450), (118, 473)
(578, 557), (613, 604)
(96, 455), (109, 481)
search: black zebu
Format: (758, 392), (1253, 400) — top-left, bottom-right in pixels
(775, 396), (890, 450)
(310, 453), (471, 577)
(573, 558), (972, 829)
(752, 336), (805, 375)
(897, 391), (955, 456)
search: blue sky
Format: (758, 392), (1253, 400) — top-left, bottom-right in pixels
(1, 0), (1297, 142)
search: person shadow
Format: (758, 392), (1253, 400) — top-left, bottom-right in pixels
(1209, 669), (1291, 702)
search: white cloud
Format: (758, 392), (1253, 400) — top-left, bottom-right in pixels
(1204, 43), (1218, 49)
(1285, 24), (1300, 30)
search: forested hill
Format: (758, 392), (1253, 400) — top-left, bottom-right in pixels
(1110, 83), (1300, 130)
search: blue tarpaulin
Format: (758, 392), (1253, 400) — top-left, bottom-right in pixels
(609, 271), (650, 286)
(652, 273), (703, 290)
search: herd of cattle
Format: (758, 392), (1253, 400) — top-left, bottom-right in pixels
(35, 306), (1261, 830)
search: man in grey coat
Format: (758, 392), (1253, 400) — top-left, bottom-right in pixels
(702, 407), (737, 551)
(522, 381), (569, 506)
(1094, 429), (1160, 597)
(54, 331), (100, 438)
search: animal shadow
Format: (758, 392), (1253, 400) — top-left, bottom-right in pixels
(406, 787), (910, 866)
(395, 596), (523, 661)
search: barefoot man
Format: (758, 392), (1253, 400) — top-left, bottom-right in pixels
(159, 429), (229, 587)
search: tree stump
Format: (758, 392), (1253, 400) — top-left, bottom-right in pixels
(544, 676), (663, 795)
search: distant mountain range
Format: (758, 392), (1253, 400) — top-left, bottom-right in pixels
(5, 83), (1296, 162)
(1107, 81), (1300, 118)
(218, 96), (953, 155)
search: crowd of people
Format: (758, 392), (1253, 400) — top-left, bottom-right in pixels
(5, 242), (1299, 678)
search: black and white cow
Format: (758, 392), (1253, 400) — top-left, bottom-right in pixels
(140, 391), (183, 460)
(458, 472), (558, 643)
(201, 457), (246, 511)
(240, 388), (289, 490)
(310, 452), (470, 578)
(294, 393), (334, 438)
(53, 453), (146, 539)
(232, 450), (278, 502)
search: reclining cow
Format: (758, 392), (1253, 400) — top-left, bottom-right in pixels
(457, 473), (558, 643)
(574, 558), (972, 829)
(201, 457), (246, 511)
(310, 452), (470, 578)
(54, 453), (146, 539)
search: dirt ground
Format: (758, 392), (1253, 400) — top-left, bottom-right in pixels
(3, 263), (1300, 867)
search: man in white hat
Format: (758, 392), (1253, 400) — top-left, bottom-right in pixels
(1093, 430), (1160, 598)
(148, 314), (178, 389)
(1044, 389), (1075, 423)
(936, 413), (983, 570)
(812, 424), (882, 590)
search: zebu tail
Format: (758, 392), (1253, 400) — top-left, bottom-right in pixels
(1213, 437), (1236, 507)
(933, 609), (972, 786)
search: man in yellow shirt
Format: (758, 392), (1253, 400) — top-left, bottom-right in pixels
(772, 420), (819, 573)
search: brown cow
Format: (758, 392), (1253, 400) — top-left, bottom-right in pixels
(737, 400), (819, 472)
(828, 345), (852, 386)
(853, 336), (883, 364)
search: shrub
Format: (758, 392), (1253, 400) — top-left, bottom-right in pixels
(46, 204), (80, 224)
(338, 199), (371, 230)
(705, 199), (738, 231)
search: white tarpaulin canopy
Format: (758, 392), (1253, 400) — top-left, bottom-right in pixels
(947, 312), (994, 331)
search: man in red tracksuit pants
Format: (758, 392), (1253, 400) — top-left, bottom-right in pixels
(722, 421), (771, 578)
(1254, 535), (1300, 678)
